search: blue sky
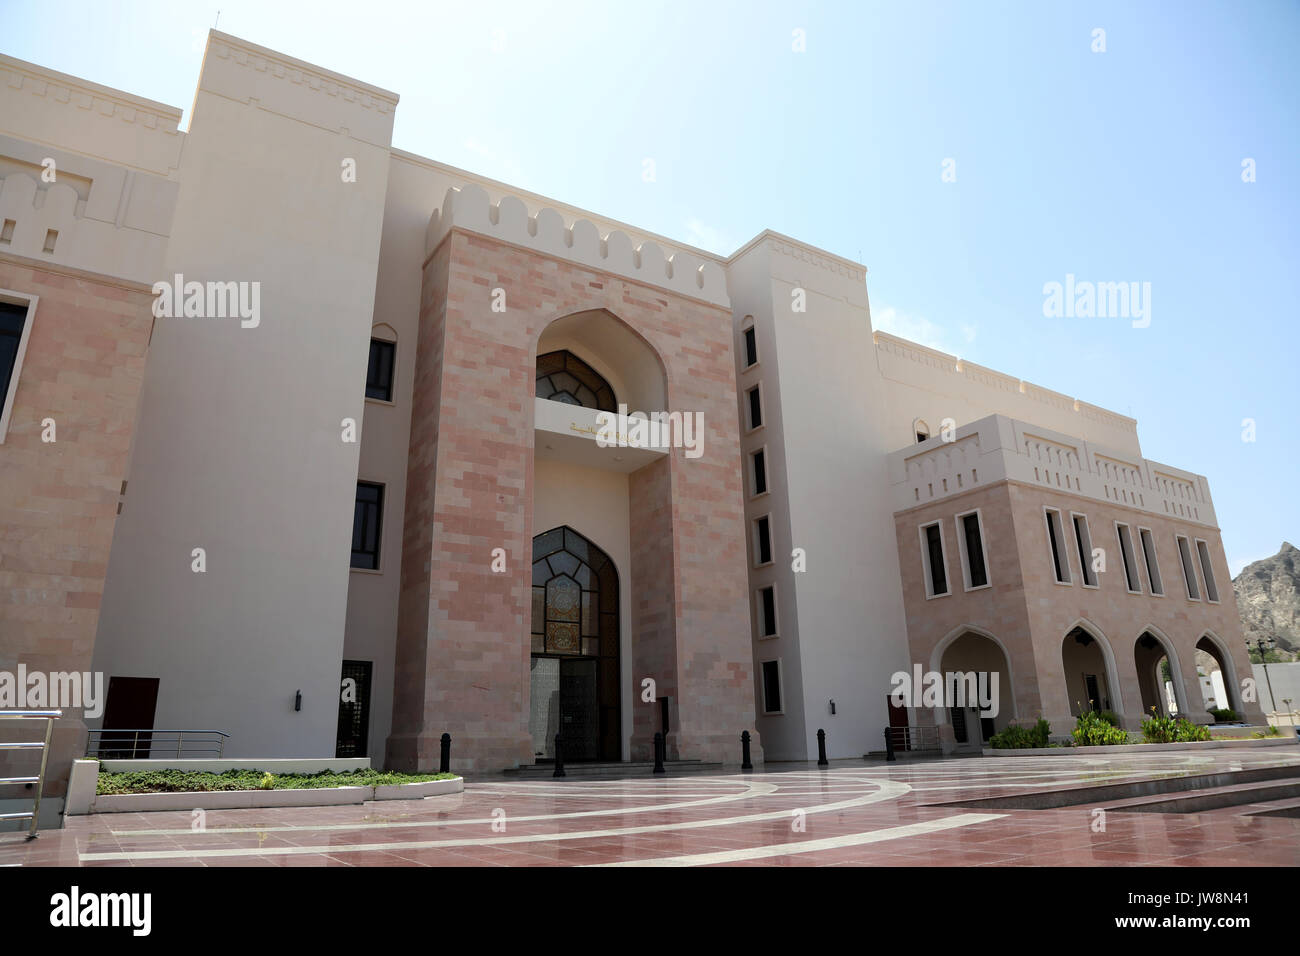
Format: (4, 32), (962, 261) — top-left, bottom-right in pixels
(3, 0), (1296, 574)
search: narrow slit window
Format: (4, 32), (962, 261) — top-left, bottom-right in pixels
(743, 326), (757, 367)
(751, 449), (767, 496)
(1139, 528), (1163, 595)
(761, 660), (782, 714)
(1177, 535), (1200, 600)
(747, 386), (763, 429)
(1116, 523), (1140, 593)
(958, 511), (988, 589)
(921, 522), (949, 596)
(350, 482), (384, 570)
(1045, 509), (1070, 584)
(1195, 539), (1219, 602)
(758, 586), (777, 637)
(754, 516), (772, 566)
(1072, 514), (1097, 587)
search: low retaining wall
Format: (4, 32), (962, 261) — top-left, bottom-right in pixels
(984, 736), (1300, 757)
(66, 760), (463, 814)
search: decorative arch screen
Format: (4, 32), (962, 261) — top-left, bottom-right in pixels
(535, 350), (617, 412)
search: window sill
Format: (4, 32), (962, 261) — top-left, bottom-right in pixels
(963, 583), (993, 593)
(757, 632), (779, 642)
(350, 567), (383, 575)
(924, 590), (951, 601)
(365, 397), (396, 408)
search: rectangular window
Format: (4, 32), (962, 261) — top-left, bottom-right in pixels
(750, 449), (767, 496)
(366, 338), (396, 401)
(921, 521), (949, 597)
(351, 482), (384, 569)
(743, 326), (758, 367)
(1177, 535), (1200, 600)
(754, 515), (772, 566)
(1071, 514), (1097, 587)
(1139, 528), (1163, 595)
(1044, 508), (1070, 584)
(1195, 539), (1219, 602)
(761, 660), (782, 714)
(0, 298), (34, 441)
(1116, 523), (1140, 593)
(747, 386), (762, 429)
(757, 586), (777, 637)
(957, 510), (989, 589)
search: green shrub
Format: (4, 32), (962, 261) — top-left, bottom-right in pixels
(96, 767), (457, 795)
(1207, 707), (1240, 723)
(1072, 710), (1129, 746)
(1141, 708), (1212, 743)
(990, 717), (1051, 749)
(1252, 726), (1281, 738)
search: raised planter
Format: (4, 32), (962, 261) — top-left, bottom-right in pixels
(984, 735), (1300, 756)
(66, 759), (464, 815)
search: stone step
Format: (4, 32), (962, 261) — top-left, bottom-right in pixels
(1099, 777), (1300, 814)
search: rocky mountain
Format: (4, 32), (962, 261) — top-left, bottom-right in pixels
(1233, 542), (1300, 662)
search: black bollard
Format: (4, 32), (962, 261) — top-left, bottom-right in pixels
(553, 733), (566, 778)
(741, 730), (753, 771)
(817, 728), (829, 766)
(439, 732), (451, 773)
(884, 727), (896, 762)
(653, 732), (666, 773)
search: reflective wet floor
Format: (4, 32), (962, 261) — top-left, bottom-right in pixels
(3, 748), (1298, 867)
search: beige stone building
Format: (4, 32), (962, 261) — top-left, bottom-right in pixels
(0, 33), (1262, 802)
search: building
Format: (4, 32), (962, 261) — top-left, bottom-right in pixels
(0, 32), (1264, 796)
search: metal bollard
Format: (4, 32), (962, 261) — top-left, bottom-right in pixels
(817, 728), (829, 766)
(884, 727), (896, 762)
(439, 733), (451, 774)
(741, 730), (753, 771)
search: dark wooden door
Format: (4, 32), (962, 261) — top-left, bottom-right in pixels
(887, 694), (911, 751)
(560, 658), (599, 761)
(101, 677), (159, 758)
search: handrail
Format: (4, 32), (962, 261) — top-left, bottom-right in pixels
(85, 728), (230, 759)
(885, 725), (943, 753)
(0, 708), (61, 839)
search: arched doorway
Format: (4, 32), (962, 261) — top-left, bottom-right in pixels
(1134, 630), (1186, 717)
(931, 627), (1015, 752)
(1196, 632), (1243, 716)
(530, 526), (620, 762)
(1061, 624), (1119, 717)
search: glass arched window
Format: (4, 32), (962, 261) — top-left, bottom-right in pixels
(536, 350), (616, 411)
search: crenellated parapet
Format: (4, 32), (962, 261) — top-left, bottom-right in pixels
(889, 413), (1218, 527)
(425, 183), (730, 308)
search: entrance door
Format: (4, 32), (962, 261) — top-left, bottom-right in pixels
(560, 658), (599, 761)
(335, 660), (372, 758)
(887, 694), (910, 751)
(101, 677), (159, 758)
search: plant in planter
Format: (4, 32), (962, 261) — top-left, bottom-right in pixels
(1072, 709), (1129, 746)
(990, 717), (1051, 749)
(1207, 707), (1240, 723)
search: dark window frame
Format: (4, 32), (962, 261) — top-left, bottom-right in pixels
(351, 481), (384, 570)
(365, 338), (396, 402)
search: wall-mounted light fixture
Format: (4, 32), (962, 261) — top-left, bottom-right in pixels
(828, 698), (836, 715)
(294, 690), (302, 712)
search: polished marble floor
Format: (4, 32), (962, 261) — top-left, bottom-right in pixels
(3, 749), (1299, 867)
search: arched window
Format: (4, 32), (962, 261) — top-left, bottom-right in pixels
(914, 419), (930, 443)
(531, 526), (621, 762)
(536, 350), (616, 411)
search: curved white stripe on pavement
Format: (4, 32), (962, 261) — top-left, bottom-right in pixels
(79, 779), (913, 862)
(590, 813), (1008, 866)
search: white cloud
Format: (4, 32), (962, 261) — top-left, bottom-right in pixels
(872, 304), (975, 356)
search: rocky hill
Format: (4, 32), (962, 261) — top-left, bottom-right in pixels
(1233, 542), (1300, 662)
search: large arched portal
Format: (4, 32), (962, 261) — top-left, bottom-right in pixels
(932, 627), (1016, 751)
(1135, 630), (1186, 717)
(530, 526), (621, 762)
(1061, 625), (1118, 716)
(1196, 632), (1244, 715)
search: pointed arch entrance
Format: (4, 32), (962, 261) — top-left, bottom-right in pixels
(530, 525), (621, 762)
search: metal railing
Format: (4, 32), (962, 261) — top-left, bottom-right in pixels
(0, 709), (61, 839)
(885, 725), (943, 753)
(85, 728), (229, 759)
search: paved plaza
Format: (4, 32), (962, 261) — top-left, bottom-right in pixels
(3, 749), (1298, 867)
